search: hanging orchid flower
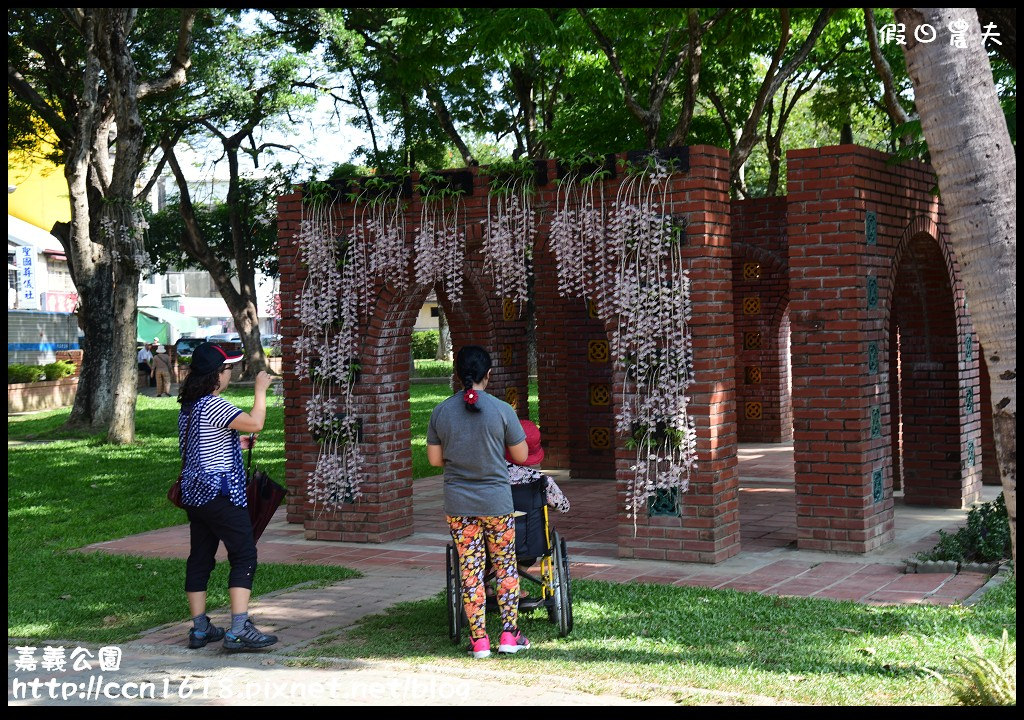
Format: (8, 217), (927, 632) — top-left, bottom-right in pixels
(414, 172), (466, 304)
(295, 186), (367, 510)
(551, 155), (696, 522)
(550, 155), (612, 315)
(481, 160), (537, 305)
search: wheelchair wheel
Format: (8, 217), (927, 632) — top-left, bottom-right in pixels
(548, 531), (572, 637)
(445, 544), (464, 644)
(559, 534), (574, 636)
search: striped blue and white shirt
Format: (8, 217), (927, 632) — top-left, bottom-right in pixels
(178, 395), (246, 507)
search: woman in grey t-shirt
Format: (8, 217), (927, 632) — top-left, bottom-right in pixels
(427, 345), (528, 658)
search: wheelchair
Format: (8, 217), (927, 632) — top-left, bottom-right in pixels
(446, 478), (574, 642)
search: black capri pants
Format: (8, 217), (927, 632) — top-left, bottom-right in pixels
(184, 495), (258, 591)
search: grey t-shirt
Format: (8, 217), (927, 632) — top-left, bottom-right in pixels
(427, 390), (527, 517)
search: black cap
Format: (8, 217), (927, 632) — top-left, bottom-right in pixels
(191, 342), (243, 375)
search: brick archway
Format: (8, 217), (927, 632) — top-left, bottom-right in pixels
(786, 147), (983, 553)
(278, 149), (739, 561)
(884, 221), (982, 508)
(278, 143), (982, 560)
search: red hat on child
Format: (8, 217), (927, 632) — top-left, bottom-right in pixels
(506, 419), (544, 466)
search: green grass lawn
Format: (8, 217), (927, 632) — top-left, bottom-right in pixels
(8, 382), (540, 642)
(412, 359), (453, 378)
(8, 390), (358, 643)
(299, 577), (1016, 705)
(9, 387), (1016, 705)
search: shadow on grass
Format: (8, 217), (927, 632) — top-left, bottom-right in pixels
(8, 392), (354, 644)
(303, 578), (1015, 704)
(8, 552), (359, 644)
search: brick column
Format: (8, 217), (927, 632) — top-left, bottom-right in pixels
(977, 349), (999, 485)
(787, 145), (981, 553)
(788, 147), (894, 552)
(616, 146), (739, 563)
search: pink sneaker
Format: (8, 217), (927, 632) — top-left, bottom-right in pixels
(498, 629), (530, 654)
(467, 636), (491, 659)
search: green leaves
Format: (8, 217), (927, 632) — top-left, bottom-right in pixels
(917, 494), (1012, 565)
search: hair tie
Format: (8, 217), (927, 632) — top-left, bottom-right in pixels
(463, 388), (479, 406)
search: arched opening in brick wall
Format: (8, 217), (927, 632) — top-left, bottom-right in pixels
(733, 248), (791, 444)
(786, 145), (988, 554)
(279, 147), (740, 563)
(731, 213), (797, 552)
(532, 288), (617, 479)
(888, 319), (904, 493)
(888, 231), (981, 508)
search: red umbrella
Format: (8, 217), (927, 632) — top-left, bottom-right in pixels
(245, 442), (286, 542)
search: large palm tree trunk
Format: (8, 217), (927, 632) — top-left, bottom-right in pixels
(898, 7), (1016, 571)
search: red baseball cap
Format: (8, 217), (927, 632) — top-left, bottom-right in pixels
(506, 419), (544, 466)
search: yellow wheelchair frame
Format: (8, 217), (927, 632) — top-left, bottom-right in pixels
(446, 505), (573, 643)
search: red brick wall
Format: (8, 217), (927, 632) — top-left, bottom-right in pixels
(613, 146), (739, 563)
(532, 213), (616, 479)
(731, 198), (791, 443)
(278, 142), (983, 560)
(55, 350), (83, 376)
(977, 348), (999, 485)
(892, 233), (963, 506)
(277, 173), (532, 542)
(787, 146), (982, 553)
(278, 150), (740, 561)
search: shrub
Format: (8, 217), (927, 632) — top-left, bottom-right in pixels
(43, 360), (76, 381)
(918, 493), (1011, 564)
(8, 364), (46, 384)
(411, 330), (440, 360)
(925, 629), (1016, 706)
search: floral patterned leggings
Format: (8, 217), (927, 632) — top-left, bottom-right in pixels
(447, 514), (519, 640)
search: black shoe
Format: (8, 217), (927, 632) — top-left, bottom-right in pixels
(187, 623), (225, 649)
(223, 619), (278, 650)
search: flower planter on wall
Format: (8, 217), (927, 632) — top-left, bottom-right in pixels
(8, 377), (80, 413)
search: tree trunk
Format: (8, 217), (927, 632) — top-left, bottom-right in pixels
(898, 7), (1017, 572)
(225, 144), (268, 378)
(10, 8), (194, 442)
(865, 7), (914, 146)
(436, 306), (452, 361)
(729, 8), (835, 195)
(227, 291), (268, 377)
(107, 260), (141, 443)
(92, 7), (149, 444)
(765, 143), (782, 197)
(424, 83), (477, 166)
(59, 49), (118, 432)
(162, 140), (269, 378)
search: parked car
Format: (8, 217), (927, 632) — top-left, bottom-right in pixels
(262, 333), (282, 349)
(173, 337), (205, 360)
(205, 333), (241, 344)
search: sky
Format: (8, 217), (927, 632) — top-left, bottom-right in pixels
(168, 92), (373, 196)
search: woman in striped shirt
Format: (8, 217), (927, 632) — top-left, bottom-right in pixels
(177, 342), (277, 651)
